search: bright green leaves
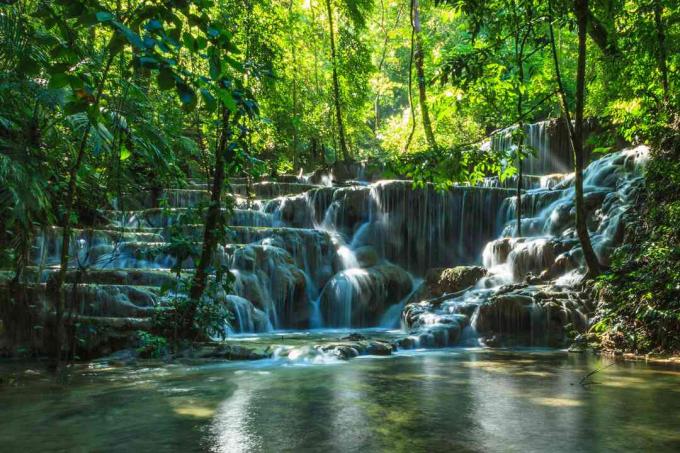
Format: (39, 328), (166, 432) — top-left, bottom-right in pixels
(215, 88), (237, 112)
(120, 145), (131, 161)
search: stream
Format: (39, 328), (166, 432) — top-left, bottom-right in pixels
(1, 348), (679, 452)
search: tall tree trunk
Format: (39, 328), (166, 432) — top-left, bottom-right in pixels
(516, 140), (523, 236)
(515, 26), (526, 238)
(288, 1), (300, 169)
(411, 0), (437, 150)
(549, 0), (601, 277)
(184, 108), (233, 336)
(324, 0), (350, 162)
(573, 0), (601, 277)
(50, 51), (115, 368)
(653, 0), (669, 104)
(403, 14), (417, 153)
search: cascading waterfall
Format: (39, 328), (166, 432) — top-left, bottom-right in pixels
(403, 145), (649, 347)
(23, 122), (648, 350)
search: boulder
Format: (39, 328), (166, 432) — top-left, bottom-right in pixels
(408, 266), (487, 305)
(354, 246), (380, 268)
(319, 263), (412, 327)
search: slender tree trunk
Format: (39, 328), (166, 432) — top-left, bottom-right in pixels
(404, 15), (416, 153)
(516, 144), (523, 236)
(515, 29), (525, 238)
(573, 0), (600, 277)
(288, 1), (300, 169)
(184, 108), (233, 336)
(411, 0), (437, 150)
(50, 51), (115, 368)
(324, 0), (350, 162)
(653, 0), (669, 104)
(549, 0), (601, 277)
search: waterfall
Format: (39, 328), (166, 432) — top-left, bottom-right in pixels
(23, 119), (649, 345)
(403, 145), (649, 347)
(491, 119), (575, 175)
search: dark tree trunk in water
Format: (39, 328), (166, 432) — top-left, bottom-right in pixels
(325, 0), (350, 162)
(411, 0), (437, 150)
(184, 108), (233, 336)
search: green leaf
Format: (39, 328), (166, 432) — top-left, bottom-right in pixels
(224, 55), (244, 72)
(145, 19), (162, 31)
(111, 20), (144, 49)
(48, 73), (70, 89)
(120, 145), (131, 161)
(157, 68), (175, 91)
(18, 57), (41, 76)
(96, 11), (114, 23)
(200, 88), (217, 112)
(138, 56), (160, 69)
(215, 88), (237, 112)
(209, 52), (222, 80)
(64, 100), (89, 116)
(176, 82), (197, 111)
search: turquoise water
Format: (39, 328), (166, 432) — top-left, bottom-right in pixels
(1, 349), (679, 452)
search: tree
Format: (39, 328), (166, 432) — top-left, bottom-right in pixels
(548, 0), (601, 277)
(324, 0), (351, 162)
(411, 0), (437, 150)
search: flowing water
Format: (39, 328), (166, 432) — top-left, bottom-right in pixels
(1, 124), (676, 451)
(4, 122), (650, 355)
(1, 349), (679, 452)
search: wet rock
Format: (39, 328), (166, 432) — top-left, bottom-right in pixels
(319, 263), (412, 327)
(321, 339), (394, 359)
(319, 343), (360, 360)
(398, 323), (462, 349)
(341, 332), (367, 341)
(354, 246), (380, 268)
(197, 344), (270, 361)
(409, 266), (487, 305)
(96, 348), (139, 367)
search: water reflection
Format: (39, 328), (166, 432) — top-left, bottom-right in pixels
(1, 350), (679, 452)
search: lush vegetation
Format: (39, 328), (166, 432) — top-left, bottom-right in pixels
(594, 128), (680, 355)
(0, 0), (678, 361)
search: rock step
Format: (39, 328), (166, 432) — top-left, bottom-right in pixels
(24, 267), (187, 286)
(118, 183), (320, 209)
(103, 207), (275, 228)
(24, 283), (166, 318)
(187, 174), (303, 187)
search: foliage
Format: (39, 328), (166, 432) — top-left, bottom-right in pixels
(594, 130), (680, 354)
(0, 0), (678, 355)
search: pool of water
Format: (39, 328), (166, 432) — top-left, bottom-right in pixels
(1, 349), (679, 452)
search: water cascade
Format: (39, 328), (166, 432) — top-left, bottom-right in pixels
(12, 124), (649, 355)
